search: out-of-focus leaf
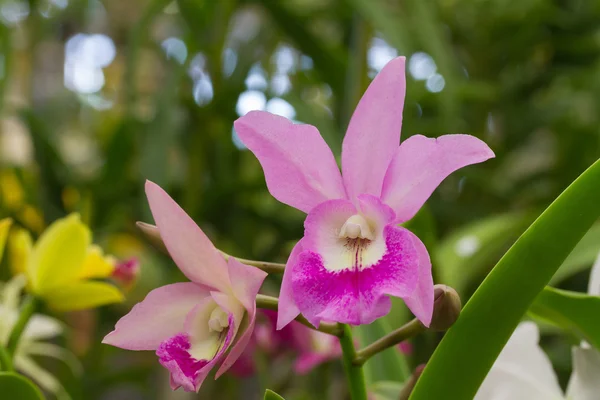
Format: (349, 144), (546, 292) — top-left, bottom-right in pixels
(410, 159), (600, 400)
(369, 381), (404, 400)
(18, 109), (67, 222)
(264, 389), (285, 400)
(257, 0), (347, 93)
(552, 223), (600, 284)
(435, 210), (535, 293)
(529, 287), (600, 349)
(0, 372), (44, 400)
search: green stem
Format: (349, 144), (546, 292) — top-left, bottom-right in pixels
(7, 296), (39, 356)
(255, 295), (342, 336)
(218, 251), (286, 274)
(0, 345), (13, 371)
(339, 325), (367, 400)
(354, 319), (425, 365)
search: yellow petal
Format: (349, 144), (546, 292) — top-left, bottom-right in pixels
(29, 213), (91, 294)
(78, 245), (116, 280)
(9, 227), (32, 277)
(0, 171), (24, 210)
(0, 218), (12, 264)
(44, 281), (124, 312)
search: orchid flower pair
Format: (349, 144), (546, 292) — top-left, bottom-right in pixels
(103, 56), (494, 393)
(476, 253), (600, 400)
(8, 214), (123, 311)
(234, 56), (494, 328)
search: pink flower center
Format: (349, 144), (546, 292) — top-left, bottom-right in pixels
(156, 333), (209, 384)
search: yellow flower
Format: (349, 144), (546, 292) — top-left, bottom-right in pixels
(9, 214), (123, 312)
(0, 218), (12, 263)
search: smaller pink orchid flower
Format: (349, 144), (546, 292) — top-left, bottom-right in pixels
(103, 181), (267, 392)
(235, 56), (494, 329)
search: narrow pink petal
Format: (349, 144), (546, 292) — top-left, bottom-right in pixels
(276, 240), (304, 330)
(215, 259), (267, 377)
(102, 282), (210, 350)
(226, 258), (267, 310)
(401, 230), (434, 326)
(145, 181), (231, 291)
(342, 56), (406, 200)
(292, 225), (420, 326)
(234, 111), (346, 213)
(381, 134), (495, 223)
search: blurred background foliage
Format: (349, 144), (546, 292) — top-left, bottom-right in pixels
(1, 0), (600, 398)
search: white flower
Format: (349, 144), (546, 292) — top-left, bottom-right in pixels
(0, 276), (81, 400)
(476, 253), (600, 400)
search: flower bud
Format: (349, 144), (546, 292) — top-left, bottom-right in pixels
(136, 221), (168, 254)
(429, 284), (461, 332)
(111, 258), (140, 288)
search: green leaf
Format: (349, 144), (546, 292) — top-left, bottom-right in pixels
(551, 222), (600, 284)
(264, 389), (285, 400)
(529, 287), (600, 348)
(0, 372), (44, 400)
(435, 211), (535, 293)
(410, 159), (600, 400)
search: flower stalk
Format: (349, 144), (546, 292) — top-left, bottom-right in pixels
(353, 318), (426, 365)
(0, 345), (13, 371)
(339, 324), (367, 400)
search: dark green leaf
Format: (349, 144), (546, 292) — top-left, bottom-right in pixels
(264, 389), (285, 400)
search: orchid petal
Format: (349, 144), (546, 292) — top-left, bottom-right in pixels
(22, 314), (63, 340)
(0, 218), (11, 264)
(8, 228), (32, 278)
(77, 245), (115, 280)
(277, 240), (304, 330)
(145, 181), (231, 292)
(382, 134), (495, 223)
(475, 322), (563, 400)
(401, 230), (434, 326)
(216, 259), (266, 377)
(29, 214), (90, 294)
(103, 282), (210, 350)
(342, 56), (406, 200)
(45, 281), (123, 312)
(234, 111), (346, 213)
(566, 346), (600, 400)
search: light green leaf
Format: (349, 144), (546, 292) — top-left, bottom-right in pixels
(551, 222), (600, 284)
(0, 372), (44, 400)
(435, 210), (535, 293)
(264, 389), (285, 400)
(529, 287), (600, 349)
(410, 159), (600, 400)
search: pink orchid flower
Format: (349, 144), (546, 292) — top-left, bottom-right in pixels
(234, 56), (494, 329)
(103, 181), (267, 392)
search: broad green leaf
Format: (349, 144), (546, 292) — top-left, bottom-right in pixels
(529, 287), (600, 348)
(0, 372), (44, 400)
(551, 222), (600, 284)
(410, 159), (600, 400)
(264, 389), (285, 400)
(435, 211), (535, 293)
